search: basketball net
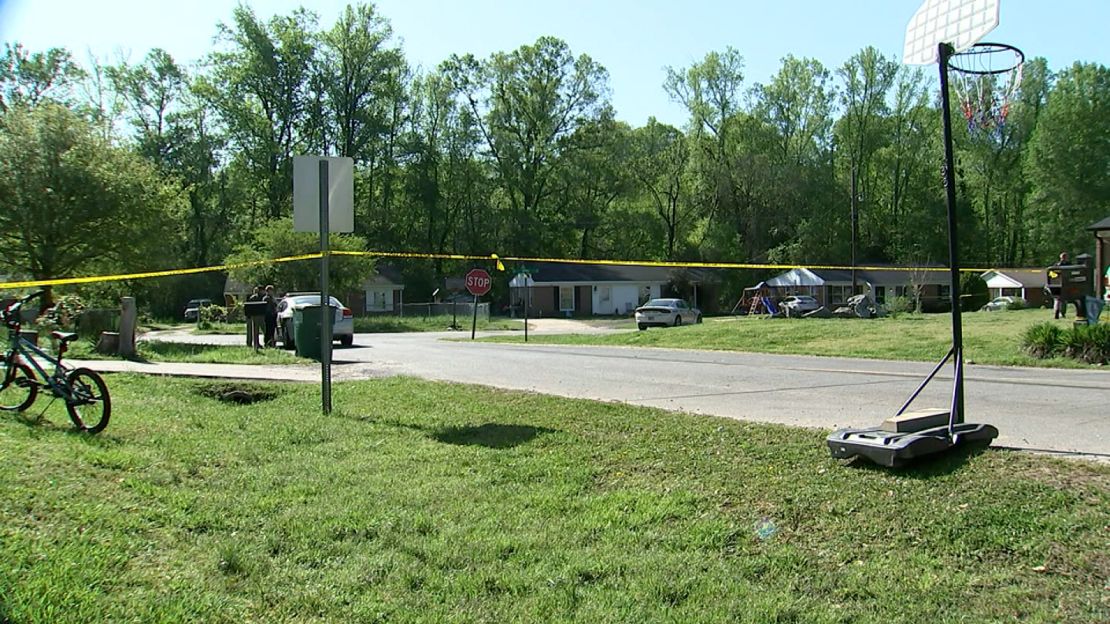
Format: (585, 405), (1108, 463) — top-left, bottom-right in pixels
(948, 43), (1025, 139)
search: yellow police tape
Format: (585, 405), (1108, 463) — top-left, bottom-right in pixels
(0, 250), (988, 290)
(0, 254), (321, 290)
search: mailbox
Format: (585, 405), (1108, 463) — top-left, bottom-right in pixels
(243, 300), (269, 318)
(1045, 255), (1094, 301)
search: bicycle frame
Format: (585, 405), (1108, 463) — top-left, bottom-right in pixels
(6, 333), (70, 396)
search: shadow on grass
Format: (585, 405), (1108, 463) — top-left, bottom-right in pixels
(846, 441), (993, 478)
(431, 423), (556, 449)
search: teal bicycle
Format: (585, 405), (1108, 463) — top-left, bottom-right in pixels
(1, 291), (111, 433)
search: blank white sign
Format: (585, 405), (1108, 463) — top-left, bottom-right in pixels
(293, 156), (354, 233)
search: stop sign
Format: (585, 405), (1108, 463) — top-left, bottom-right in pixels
(465, 268), (492, 296)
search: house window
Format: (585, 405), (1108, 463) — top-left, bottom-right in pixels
(874, 286), (886, 303)
(598, 286), (611, 308)
(828, 285), (853, 306)
(559, 286), (575, 312)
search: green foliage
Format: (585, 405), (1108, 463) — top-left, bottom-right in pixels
(1022, 321), (1110, 364)
(0, 102), (186, 302)
(885, 295), (916, 316)
(0, 43), (85, 111)
(196, 304), (227, 329)
(1021, 322), (1062, 359)
(1061, 323), (1110, 364)
(37, 294), (86, 334)
(959, 272), (990, 312)
(224, 218), (376, 296)
(1024, 62), (1110, 261)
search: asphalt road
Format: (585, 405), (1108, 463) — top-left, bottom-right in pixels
(140, 326), (1110, 456)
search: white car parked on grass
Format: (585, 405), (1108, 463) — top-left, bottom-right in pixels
(635, 298), (702, 330)
(780, 295), (821, 315)
(980, 295), (1025, 312)
(278, 293), (354, 348)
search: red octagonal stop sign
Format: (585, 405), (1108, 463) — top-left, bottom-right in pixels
(465, 268), (492, 296)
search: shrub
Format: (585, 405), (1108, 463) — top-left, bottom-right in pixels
(959, 273), (990, 312)
(886, 295), (915, 316)
(1006, 298), (1028, 311)
(197, 304), (228, 329)
(1021, 322), (1062, 359)
(38, 294), (86, 335)
(1063, 323), (1110, 364)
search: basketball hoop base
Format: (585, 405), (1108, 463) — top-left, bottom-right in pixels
(827, 422), (998, 468)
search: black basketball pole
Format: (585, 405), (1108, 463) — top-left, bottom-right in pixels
(937, 42), (965, 427)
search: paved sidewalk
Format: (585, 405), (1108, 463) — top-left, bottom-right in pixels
(68, 359), (389, 382)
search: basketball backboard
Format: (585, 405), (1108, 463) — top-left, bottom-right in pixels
(903, 0), (1000, 65)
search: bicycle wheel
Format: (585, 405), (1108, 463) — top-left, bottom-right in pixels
(0, 359), (37, 412)
(65, 368), (111, 433)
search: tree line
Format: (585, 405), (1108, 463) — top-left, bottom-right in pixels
(1, 2), (1107, 314)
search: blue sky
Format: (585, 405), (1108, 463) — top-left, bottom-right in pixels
(1, 0), (1106, 126)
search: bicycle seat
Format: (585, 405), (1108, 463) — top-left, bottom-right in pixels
(51, 331), (79, 343)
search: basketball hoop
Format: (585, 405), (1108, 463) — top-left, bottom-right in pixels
(948, 42), (1024, 137)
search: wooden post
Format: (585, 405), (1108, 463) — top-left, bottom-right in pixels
(118, 297), (137, 357)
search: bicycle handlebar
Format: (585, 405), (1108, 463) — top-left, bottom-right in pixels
(2, 290), (45, 326)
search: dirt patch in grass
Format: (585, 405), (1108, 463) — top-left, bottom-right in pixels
(192, 381), (287, 405)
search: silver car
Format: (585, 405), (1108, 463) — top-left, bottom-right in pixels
(635, 298), (702, 330)
(278, 293), (355, 348)
(980, 295), (1025, 312)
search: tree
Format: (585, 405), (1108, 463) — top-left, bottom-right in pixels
(449, 37), (612, 255)
(629, 118), (692, 259)
(108, 49), (187, 164)
(204, 5), (317, 219)
(224, 218), (375, 296)
(0, 43), (84, 112)
(0, 103), (184, 305)
(315, 3), (403, 160)
(835, 47), (899, 260)
(757, 55), (834, 165)
(1025, 62), (1110, 261)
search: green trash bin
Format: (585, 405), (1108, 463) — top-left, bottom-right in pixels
(293, 304), (336, 360)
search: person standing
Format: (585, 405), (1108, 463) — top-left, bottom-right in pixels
(263, 285), (278, 347)
(246, 285), (262, 348)
(1053, 252), (1069, 320)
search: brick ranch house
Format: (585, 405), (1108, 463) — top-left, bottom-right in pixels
(761, 267), (952, 311)
(508, 262), (718, 317)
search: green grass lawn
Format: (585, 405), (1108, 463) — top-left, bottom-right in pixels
(184, 316), (521, 335)
(489, 309), (1103, 368)
(1, 375), (1107, 623)
(63, 339), (307, 365)
(353, 315), (521, 333)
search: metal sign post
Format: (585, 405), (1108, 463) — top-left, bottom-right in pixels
(319, 160), (332, 415)
(471, 294), (479, 340)
(293, 155), (353, 417)
(465, 268), (492, 340)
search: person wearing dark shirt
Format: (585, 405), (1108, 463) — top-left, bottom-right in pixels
(263, 285), (278, 347)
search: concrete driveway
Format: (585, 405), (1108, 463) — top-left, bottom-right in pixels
(125, 325), (1110, 457)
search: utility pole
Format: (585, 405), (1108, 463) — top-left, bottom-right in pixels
(851, 165), (859, 295)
